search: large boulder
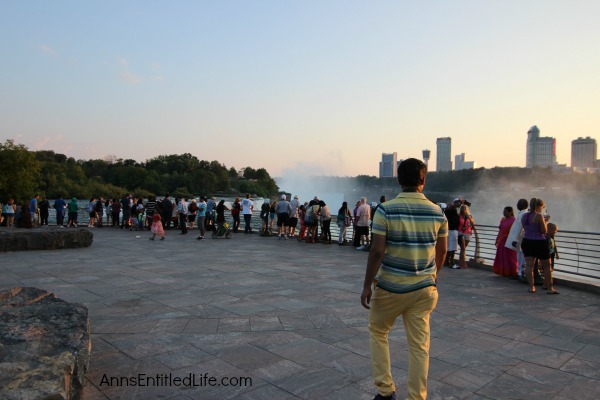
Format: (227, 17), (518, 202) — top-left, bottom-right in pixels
(0, 228), (93, 252)
(0, 287), (91, 400)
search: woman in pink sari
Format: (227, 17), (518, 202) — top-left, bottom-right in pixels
(493, 206), (518, 277)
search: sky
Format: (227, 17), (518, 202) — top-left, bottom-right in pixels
(1, 0), (599, 177)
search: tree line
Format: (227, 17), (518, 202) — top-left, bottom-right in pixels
(0, 140), (278, 202)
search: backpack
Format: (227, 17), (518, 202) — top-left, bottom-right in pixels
(189, 202), (198, 213)
(86, 202), (94, 212)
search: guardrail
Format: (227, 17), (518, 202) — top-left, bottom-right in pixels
(471, 224), (600, 280)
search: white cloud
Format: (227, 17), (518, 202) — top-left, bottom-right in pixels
(121, 70), (143, 84)
(39, 45), (57, 56)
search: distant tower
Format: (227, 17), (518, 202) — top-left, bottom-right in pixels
(379, 152), (398, 178)
(571, 137), (597, 168)
(422, 149), (431, 168)
(436, 137), (452, 171)
(526, 125), (556, 167)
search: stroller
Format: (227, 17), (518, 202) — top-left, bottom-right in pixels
(212, 222), (232, 239)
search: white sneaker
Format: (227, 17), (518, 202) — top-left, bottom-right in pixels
(356, 245), (365, 250)
(452, 264), (461, 269)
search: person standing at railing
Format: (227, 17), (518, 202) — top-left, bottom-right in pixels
(505, 199), (529, 279)
(457, 205), (475, 269)
(493, 206), (518, 277)
(521, 198), (558, 294)
(444, 199), (461, 268)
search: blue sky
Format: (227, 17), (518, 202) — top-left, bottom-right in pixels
(2, 1), (599, 177)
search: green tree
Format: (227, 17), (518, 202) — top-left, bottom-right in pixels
(0, 140), (41, 201)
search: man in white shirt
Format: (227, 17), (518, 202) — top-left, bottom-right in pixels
(177, 198), (188, 234)
(241, 194), (254, 234)
(355, 197), (371, 250)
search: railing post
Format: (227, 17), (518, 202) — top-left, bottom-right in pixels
(472, 225), (485, 264)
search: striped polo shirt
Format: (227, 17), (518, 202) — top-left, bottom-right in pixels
(371, 192), (448, 293)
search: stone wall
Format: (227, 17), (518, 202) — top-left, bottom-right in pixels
(0, 287), (91, 400)
(0, 228), (93, 252)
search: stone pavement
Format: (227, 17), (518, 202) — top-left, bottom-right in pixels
(1, 227), (599, 400)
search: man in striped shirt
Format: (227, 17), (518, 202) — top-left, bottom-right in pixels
(361, 158), (448, 400)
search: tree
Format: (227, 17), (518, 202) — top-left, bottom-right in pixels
(0, 140), (41, 201)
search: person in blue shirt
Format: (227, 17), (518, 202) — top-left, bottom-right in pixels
(53, 195), (66, 226)
(29, 194), (39, 226)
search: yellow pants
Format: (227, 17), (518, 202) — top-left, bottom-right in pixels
(369, 286), (438, 400)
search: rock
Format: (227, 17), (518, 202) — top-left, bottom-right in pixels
(0, 228), (93, 252)
(0, 287), (91, 400)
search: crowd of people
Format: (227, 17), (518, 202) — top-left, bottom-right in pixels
(1, 191), (560, 295)
(492, 197), (560, 294)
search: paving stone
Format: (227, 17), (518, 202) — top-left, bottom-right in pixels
(560, 357), (600, 379)
(530, 334), (587, 353)
(495, 340), (575, 369)
(208, 343), (285, 372)
(574, 343), (600, 364)
(272, 366), (354, 399)
(268, 338), (352, 366)
(154, 347), (214, 370)
(324, 353), (373, 378)
(441, 368), (497, 391)
(183, 318), (219, 334)
(555, 375), (600, 400)
(426, 378), (473, 399)
(249, 316), (284, 331)
(217, 317), (251, 333)
(477, 373), (562, 399)
(506, 361), (576, 387)
(237, 384), (296, 400)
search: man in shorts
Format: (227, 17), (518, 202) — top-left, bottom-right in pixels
(288, 195), (300, 237)
(276, 194), (292, 240)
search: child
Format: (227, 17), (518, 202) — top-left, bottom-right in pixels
(150, 214), (165, 241)
(544, 223), (559, 294)
(136, 209), (145, 231)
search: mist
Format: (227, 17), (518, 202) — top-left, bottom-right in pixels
(277, 171), (598, 233)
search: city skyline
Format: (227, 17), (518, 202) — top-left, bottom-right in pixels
(2, 1), (600, 177)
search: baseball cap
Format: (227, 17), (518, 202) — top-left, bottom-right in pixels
(281, 194), (286, 200)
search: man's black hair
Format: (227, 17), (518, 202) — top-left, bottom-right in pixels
(397, 158), (427, 187)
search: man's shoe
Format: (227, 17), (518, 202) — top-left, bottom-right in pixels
(452, 264), (461, 269)
(373, 393), (396, 400)
(356, 245), (365, 250)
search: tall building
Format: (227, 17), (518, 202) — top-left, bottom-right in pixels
(526, 125), (556, 167)
(454, 153), (477, 170)
(422, 149), (431, 168)
(436, 137), (452, 171)
(379, 152), (397, 178)
(571, 137), (597, 168)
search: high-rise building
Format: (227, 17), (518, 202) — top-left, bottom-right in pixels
(454, 153), (477, 170)
(571, 137), (597, 168)
(422, 149), (431, 168)
(436, 137), (452, 171)
(379, 152), (397, 178)
(526, 125), (556, 167)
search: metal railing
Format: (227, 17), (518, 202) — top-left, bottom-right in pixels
(471, 224), (600, 280)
